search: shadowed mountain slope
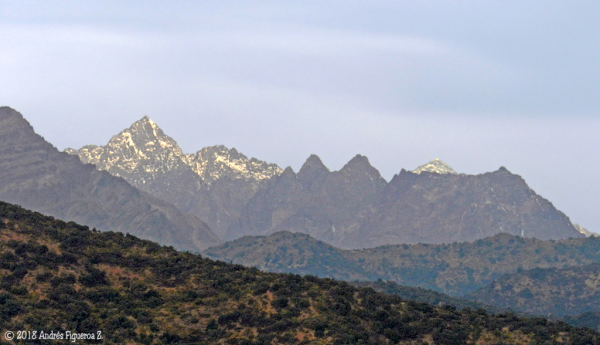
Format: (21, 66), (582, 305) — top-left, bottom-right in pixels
(0, 107), (219, 251)
(342, 167), (581, 248)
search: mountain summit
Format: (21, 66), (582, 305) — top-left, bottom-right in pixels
(184, 145), (281, 186)
(66, 116), (202, 210)
(67, 116), (193, 186)
(66, 116), (282, 188)
(412, 158), (457, 175)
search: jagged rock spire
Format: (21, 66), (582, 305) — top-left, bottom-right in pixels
(297, 154), (330, 191)
(412, 158), (457, 175)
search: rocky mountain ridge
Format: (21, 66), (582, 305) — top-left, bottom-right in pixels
(66, 116), (282, 186)
(67, 115), (582, 248)
(235, 157), (582, 248)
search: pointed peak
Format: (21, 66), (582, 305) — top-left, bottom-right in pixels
(131, 115), (158, 129)
(299, 154), (329, 174)
(307, 154), (324, 163)
(412, 158), (457, 175)
(282, 166), (296, 178)
(119, 116), (166, 142)
(339, 154), (384, 180)
(341, 154), (375, 172)
(298, 154), (330, 190)
(348, 154), (368, 164)
(0, 107), (37, 139)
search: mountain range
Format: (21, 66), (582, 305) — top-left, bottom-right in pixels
(66, 115), (583, 249)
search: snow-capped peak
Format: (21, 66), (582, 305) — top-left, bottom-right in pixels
(412, 158), (457, 175)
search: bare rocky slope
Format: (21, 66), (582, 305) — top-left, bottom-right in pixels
(0, 107), (219, 252)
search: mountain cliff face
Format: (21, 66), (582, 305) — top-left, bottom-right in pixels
(0, 107), (219, 251)
(66, 116), (282, 241)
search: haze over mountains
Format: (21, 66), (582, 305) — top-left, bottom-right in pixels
(66, 115), (582, 249)
(204, 231), (600, 297)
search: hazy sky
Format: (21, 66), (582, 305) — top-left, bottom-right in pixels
(2, 1), (599, 232)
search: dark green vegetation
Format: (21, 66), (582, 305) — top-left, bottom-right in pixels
(204, 231), (600, 296)
(1, 201), (599, 344)
(352, 280), (509, 315)
(564, 312), (600, 332)
(204, 231), (600, 329)
(467, 264), (600, 317)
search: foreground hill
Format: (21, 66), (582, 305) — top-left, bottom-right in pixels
(204, 231), (600, 296)
(1, 201), (598, 344)
(0, 107), (219, 251)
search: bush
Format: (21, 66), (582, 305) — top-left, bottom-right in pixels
(79, 267), (109, 287)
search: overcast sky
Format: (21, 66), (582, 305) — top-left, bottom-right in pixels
(2, 1), (599, 232)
